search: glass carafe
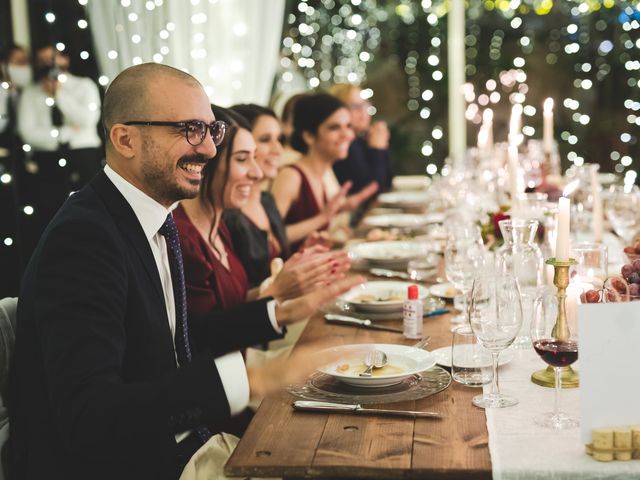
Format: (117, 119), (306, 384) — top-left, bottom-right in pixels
(566, 163), (598, 242)
(495, 219), (544, 349)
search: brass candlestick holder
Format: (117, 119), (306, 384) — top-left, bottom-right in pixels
(531, 257), (580, 389)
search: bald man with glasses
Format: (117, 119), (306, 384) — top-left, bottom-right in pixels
(7, 63), (361, 480)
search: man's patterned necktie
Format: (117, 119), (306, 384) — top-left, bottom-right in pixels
(159, 213), (212, 443)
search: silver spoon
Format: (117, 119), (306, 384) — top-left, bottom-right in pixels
(359, 350), (388, 377)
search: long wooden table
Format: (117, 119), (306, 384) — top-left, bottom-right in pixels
(225, 301), (492, 479)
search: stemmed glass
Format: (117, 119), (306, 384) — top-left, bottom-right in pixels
(444, 238), (487, 326)
(605, 185), (640, 243)
(469, 274), (523, 408)
(531, 288), (579, 429)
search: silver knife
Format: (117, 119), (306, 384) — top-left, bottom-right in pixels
(370, 267), (437, 281)
(324, 314), (403, 333)
(292, 400), (442, 419)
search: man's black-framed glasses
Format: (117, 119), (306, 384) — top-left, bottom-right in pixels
(124, 120), (227, 146)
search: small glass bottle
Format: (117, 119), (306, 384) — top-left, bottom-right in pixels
(403, 285), (423, 339)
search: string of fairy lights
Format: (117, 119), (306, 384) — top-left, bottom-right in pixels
(1, 0), (639, 258)
(278, 0), (639, 180)
(5, 0), (638, 180)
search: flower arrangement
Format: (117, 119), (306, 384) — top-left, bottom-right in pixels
(479, 210), (510, 250)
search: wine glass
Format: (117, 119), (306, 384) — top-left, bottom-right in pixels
(444, 238), (487, 326)
(605, 185), (640, 243)
(469, 273), (522, 408)
(531, 288), (579, 429)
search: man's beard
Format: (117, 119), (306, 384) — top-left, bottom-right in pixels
(142, 145), (210, 205)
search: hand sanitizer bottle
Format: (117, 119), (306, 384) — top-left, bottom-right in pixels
(403, 284), (423, 339)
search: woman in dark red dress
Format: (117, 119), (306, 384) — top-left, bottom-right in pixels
(271, 93), (377, 252)
(176, 107), (351, 316)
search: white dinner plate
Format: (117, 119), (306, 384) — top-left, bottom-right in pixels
(319, 343), (436, 388)
(337, 281), (429, 313)
(431, 345), (515, 368)
(598, 173), (619, 186)
(362, 213), (445, 229)
(347, 240), (431, 268)
(429, 283), (460, 300)
(392, 175), (431, 191)
(377, 191), (431, 208)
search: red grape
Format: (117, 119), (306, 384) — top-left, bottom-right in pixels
(604, 276), (629, 303)
(629, 283), (640, 297)
(606, 290), (621, 302)
(633, 259), (640, 272)
(584, 289), (601, 303)
(610, 276), (629, 293)
(629, 273), (640, 284)
(622, 264), (634, 280)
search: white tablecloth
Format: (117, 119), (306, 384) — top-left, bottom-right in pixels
(485, 349), (640, 479)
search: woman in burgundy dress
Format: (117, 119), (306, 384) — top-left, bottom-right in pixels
(271, 93), (377, 252)
(175, 106), (351, 316)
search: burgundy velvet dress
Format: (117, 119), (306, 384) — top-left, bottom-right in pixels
(173, 204), (249, 316)
(282, 164), (328, 252)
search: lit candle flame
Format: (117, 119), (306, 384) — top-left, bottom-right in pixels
(509, 103), (523, 145)
(478, 126), (488, 148)
(563, 179), (580, 197)
(483, 108), (493, 124)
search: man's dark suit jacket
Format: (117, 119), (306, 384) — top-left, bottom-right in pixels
(332, 136), (393, 195)
(7, 171), (281, 480)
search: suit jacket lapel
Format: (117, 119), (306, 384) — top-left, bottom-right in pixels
(90, 171), (166, 303)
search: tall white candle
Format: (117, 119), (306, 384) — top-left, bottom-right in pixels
(509, 103), (523, 146)
(483, 108), (494, 151)
(447, 0), (466, 170)
(556, 196), (571, 262)
(508, 145), (520, 201)
(543, 98), (554, 154)
(477, 126), (488, 152)
(590, 164), (603, 243)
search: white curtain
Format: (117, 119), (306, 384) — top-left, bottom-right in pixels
(85, 0), (284, 106)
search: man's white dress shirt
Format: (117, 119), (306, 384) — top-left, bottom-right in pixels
(18, 74), (101, 151)
(104, 165), (252, 438)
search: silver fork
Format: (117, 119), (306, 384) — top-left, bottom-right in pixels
(411, 336), (431, 350)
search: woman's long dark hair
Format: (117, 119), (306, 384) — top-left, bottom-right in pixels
(229, 103), (277, 129)
(290, 93), (345, 154)
(200, 105), (251, 254)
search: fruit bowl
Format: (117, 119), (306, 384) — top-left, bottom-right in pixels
(580, 275), (640, 303)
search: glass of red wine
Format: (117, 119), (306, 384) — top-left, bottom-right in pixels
(531, 288), (579, 429)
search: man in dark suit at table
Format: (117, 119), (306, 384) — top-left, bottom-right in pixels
(6, 63), (360, 480)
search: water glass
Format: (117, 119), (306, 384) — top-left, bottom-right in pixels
(469, 274), (523, 408)
(513, 192), (548, 222)
(445, 239), (487, 326)
(571, 242), (608, 289)
(451, 325), (492, 387)
(605, 185), (640, 243)
(407, 253), (440, 282)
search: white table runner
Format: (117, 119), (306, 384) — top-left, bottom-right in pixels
(485, 349), (640, 479)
